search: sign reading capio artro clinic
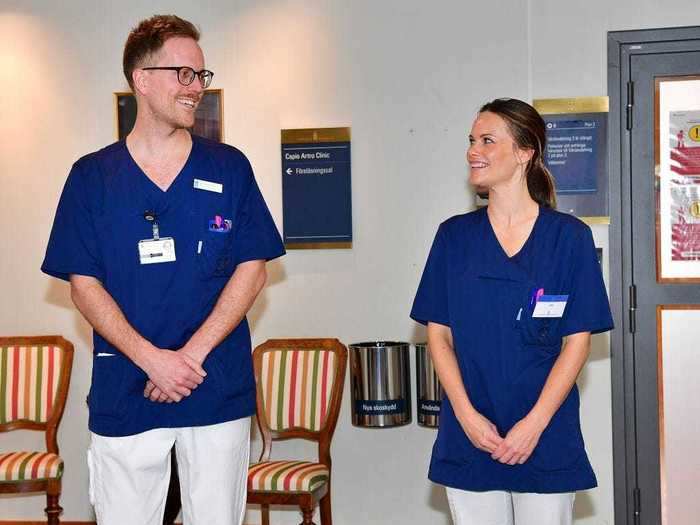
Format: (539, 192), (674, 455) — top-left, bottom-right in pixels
(281, 127), (352, 248)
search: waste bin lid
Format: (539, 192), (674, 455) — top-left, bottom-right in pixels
(349, 341), (408, 348)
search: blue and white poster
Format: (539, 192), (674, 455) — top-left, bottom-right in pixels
(534, 98), (609, 222)
(281, 128), (352, 247)
(544, 115), (606, 194)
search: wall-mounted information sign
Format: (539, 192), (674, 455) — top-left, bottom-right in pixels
(533, 97), (610, 224)
(281, 127), (352, 249)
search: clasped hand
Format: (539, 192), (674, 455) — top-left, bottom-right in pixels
(142, 347), (207, 403)
(461, 411), (545, 466)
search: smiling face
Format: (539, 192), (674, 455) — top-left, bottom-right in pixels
(134, 36), (205, 131)
(467, 111), (533, 191)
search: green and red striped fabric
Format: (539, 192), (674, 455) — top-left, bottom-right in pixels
(260, 348), (337, 432)
(0, 345), (64, 424)
(247, 460), (328, 493)
(0, 451), (63, 481)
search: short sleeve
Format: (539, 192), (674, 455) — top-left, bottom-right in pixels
(41, 162), (105, 282)
(559, 226), (614, 336)
(231, 161), (285, 266)
(410, 225), (450, 326)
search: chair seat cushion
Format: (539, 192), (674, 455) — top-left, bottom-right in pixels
(248, 460), (329, 493)
(0, 452), (63, 482)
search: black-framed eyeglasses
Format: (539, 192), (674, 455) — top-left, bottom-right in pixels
(142, 66), (214, 88)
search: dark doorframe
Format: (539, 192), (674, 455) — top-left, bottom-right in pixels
(608, 25), (700, 525)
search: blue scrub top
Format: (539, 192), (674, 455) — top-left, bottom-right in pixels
(42, 135), (285, 437)
(410, 206), (613, 493)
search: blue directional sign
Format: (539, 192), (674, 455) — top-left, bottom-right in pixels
(281, 128), (352, 247)
(541, 112), (608, 219)
(534, 97), (610, 221)
(543, 113), (607, 195)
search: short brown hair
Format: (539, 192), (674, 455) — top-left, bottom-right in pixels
(123, 15), (200, 90)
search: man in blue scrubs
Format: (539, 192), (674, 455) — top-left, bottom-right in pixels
(42, 15), (284, 525)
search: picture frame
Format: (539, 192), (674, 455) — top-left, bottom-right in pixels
(114, 88), (224, 142)
(654, 76), (700, 282)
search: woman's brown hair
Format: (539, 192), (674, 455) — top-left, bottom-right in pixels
(479, 98), (556, 208)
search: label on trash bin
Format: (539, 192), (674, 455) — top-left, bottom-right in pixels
(355, 399), (406, 415)
(418, 399), (441, 416)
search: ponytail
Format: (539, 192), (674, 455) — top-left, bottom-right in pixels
(527, 155), (556, 209)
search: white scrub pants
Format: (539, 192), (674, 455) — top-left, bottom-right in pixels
(88, 418), (250, 525)
(446, 487), (575, 525)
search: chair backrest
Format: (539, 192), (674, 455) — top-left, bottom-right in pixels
(253, 339), (347, 461)
(0, 336), (74, 452)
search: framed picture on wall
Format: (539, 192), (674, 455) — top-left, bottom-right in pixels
(655, 76), (700, 282)
(114, 89), (224, 142)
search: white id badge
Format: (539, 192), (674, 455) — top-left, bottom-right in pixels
(193, 178), (223, 193)
(532, 295), (569, 318)
(138, 237), (176, 264)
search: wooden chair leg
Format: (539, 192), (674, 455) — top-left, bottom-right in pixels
(45, 480), (62, 525)
(299, 502), (315, 525)
(319, 491), (332, 525)
(261, 504), (270, 525)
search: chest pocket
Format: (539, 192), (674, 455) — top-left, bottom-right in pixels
(519, 314), (560, 347)
(514, 261), (570, 347)
(197, 231), (234, 279)
(517, 290), (568, 348)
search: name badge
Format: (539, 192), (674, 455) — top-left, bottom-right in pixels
(193, 178), (223, 193)
(138, 237), (176, 264)
(532, 295), (568, 318)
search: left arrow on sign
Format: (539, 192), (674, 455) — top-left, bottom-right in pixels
(286, 168), (293, 175)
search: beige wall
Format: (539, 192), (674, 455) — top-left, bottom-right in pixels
(2, 1), (700, 523)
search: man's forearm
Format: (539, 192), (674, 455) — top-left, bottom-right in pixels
(183, 259), (267, 361)
(69, 274), (155, 369)
(72, 274), (208, 401)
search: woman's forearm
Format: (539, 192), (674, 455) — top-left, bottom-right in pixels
(528, 331), (592, 429)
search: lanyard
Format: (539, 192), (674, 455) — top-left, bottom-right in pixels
(144, 211), (160, 240)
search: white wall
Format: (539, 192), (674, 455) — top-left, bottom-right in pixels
(2, 1), (699, 523)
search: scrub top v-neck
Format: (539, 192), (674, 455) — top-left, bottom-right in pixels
(42, 135), (285, 437)
(126, 137), (193, 196)
(410, 206), (613, 493)
(485, 206), (541, 262)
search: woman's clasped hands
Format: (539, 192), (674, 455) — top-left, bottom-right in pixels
(461, 410), (546, 466)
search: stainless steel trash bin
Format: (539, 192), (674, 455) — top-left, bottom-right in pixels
(416, 343), (443, 428)
(349, 341), (411, 427)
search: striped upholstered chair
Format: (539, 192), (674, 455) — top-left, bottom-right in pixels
(0, 336), (74, 525)
(248, 338), (347, 525)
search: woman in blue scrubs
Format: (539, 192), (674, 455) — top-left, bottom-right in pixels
(411, 98), (613, 525)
